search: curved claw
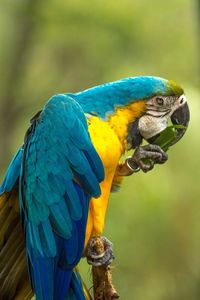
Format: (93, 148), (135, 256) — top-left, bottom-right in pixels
(130, 144), (168, 173)
(87, 237), (114, 267)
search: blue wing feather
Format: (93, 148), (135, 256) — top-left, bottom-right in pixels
(19, 94), (104, 299)
(0, 147), (23, 194)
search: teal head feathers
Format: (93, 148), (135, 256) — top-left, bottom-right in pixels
(69, 76), (184, 118)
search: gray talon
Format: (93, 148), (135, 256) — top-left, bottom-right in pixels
(130, 144), (168, 173)
(87, 236), (114, 267)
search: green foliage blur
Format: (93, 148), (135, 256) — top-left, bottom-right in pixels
(0, 0), (200, 299)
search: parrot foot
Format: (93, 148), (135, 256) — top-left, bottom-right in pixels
(128, 144), (168, 173)
(86, 236), (114, 267)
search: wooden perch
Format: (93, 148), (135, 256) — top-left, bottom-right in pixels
(92, 265), (119, 300)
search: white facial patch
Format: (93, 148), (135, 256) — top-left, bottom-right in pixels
(138, 94), (186, 140)
(138, 114), (168, 140)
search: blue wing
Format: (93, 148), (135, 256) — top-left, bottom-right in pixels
(12, 94), (104, 300)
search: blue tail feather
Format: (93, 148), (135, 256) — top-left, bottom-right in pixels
(65, 271), (86, 300)
(27, 183), (90, 300)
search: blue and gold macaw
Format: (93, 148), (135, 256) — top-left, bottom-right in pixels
(0, 76), (189, 300)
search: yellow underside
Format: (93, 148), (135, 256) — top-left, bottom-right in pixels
(85, 100), (146, 246)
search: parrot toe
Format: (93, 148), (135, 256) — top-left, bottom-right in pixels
(128, 144), (168, 173)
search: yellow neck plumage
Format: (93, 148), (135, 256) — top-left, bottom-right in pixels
(108, 100), (146, 152)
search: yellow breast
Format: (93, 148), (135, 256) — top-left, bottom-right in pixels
(87, 100), (146, 169)
(88, 116), (122, 173)
(84, 101), (146, 244)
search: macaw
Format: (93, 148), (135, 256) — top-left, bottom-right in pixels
(0, 76), (189, 300)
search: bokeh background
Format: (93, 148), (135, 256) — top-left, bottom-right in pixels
(0, 0), (200, 299)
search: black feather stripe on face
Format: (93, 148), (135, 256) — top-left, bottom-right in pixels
(127, 119), (143, 149)
(143, 110), (171, 118)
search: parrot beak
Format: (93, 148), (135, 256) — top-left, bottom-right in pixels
(170, 101), (190, 146)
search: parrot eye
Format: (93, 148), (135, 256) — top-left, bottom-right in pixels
(156, 97), (164, 106)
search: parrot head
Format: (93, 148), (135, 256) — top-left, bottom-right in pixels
(71, 75), (190, 150)
(126, 77), (190, 149)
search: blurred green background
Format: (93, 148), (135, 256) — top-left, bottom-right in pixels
(0, 0), (200, 299)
